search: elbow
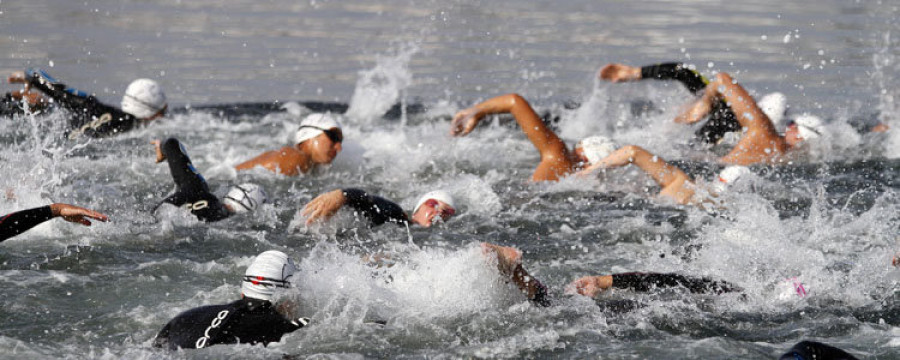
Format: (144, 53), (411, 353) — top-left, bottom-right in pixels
(505, 93), (529, 107)
(714, 72), (734, 85)
(620, 145), (644, 159)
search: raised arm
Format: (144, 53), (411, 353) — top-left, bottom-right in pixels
(302, 188), (408, 226)
(707, 73), (789, 165)
(451, 94), (576, 181)
(599, 63), (708, 93)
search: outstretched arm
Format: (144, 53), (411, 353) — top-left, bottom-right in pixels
(579, 145), (690, 189)
(599, 63), (708, 93)
(0, 203), (108, 242)
(302, 188), (408, 226)
(451, 94), (575, 181)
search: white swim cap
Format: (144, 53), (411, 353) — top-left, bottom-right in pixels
(293, 112), (343, 145)
(413, 190), (456, 214)
(575, 136), (617, 165)
(223, 183), (267, 213)
(757, 92), (787, 126)
(793, 114), (825, 141)
(718, 165), (751, 185)
(121, 78), (167, 119)
(241, 250), (296, 302)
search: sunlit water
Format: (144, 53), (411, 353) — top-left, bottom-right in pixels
(1, 0), (899, 359)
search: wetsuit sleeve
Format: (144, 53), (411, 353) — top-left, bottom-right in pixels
(341, 188), (409, 226)
(0, 206), (54, 242)
(157, 138), (230, 222)
(611, 272), (739, 294)
(640, 63), (709, 94)
(26, 70), (139, 138)
(162, 138), (211, 197)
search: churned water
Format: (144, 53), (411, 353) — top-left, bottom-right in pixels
(1, 0), (899, 358)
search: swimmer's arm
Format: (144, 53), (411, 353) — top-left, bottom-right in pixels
(156, 138), (211, 193)
(21, 70), (93, 112)
(235, 148), (307, 176)
(302, 189), (407, 226)
(706, 73), (773, 133)
(452, 94), (573, 181)
(578, 145), (690, 188)
(639, 63), (708, 93)
(673, 90), (716, 124)
(0, 203), (108, 242)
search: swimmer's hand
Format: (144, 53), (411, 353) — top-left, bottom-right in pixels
(50, 203), (109, 226)
(450, 107), (485, 136)
(480, 242), (522, 277)
(301, 189), (346, 225)
(598, 63), (641, 82)
(565, 276), (610, 298)
(151, 140), (166, 163)
(7, 71), (26, 84)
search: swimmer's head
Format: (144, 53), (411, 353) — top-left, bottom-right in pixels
(223, 183), (268, 214)
(411, 190), (456, 227)
(121, 79), (167, 119)
(574, 136), (617, 165)
(241, 250), (296, 302)
(785, 114), (825, 145)
(712, 165), (751, 193)
(757, 92), (787, 125)
(294, 113), (343, 164)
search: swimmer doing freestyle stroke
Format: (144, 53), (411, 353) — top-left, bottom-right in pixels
(152, 138), (267, 222)
(236, 113), (343, 176)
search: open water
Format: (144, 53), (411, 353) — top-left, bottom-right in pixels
(1, 0), (899, 358)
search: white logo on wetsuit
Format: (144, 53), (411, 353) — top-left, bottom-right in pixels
(195, 309), (230, 349)
(184, 200), (209, 211)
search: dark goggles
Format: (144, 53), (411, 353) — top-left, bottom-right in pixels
(242, 275), (291, 289)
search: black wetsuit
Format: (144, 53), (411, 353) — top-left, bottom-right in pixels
(341, 188), (409, 226)
(154, 138), (231, 222)
(0, 206), (54, 242)
(641, 63), (741, 145)
(25, 69), (142, 139)
(0, 93), (29, 117)
(779, 340), (858, 360)
(611, 272), (739, 295)
(153, 298), (305, 350)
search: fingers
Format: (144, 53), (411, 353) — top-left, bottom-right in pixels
(597, 64), (616, 80)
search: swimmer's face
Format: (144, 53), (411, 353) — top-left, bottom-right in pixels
(411, 199), (456, 227)
(572, 146), (589, 165)
(784, 123), (803, 146)
(304, 128), (343, 164)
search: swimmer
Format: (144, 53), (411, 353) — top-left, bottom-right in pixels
(153, 250), (310, 350)
(451, 93), (615, 182)
(577, 144), (751, 205)
(235, 113), (343, 176)
(302, 188), (456, 227)
(567, 272), (740, 297)
(9, 69), (166, 139)
(599, 62), (743, 145)
(152, 138), (267, 222)
(0, 203), (108, 242)
(779, 340), (858, 360)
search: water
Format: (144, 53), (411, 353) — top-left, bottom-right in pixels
(1, 0), (899, 358)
